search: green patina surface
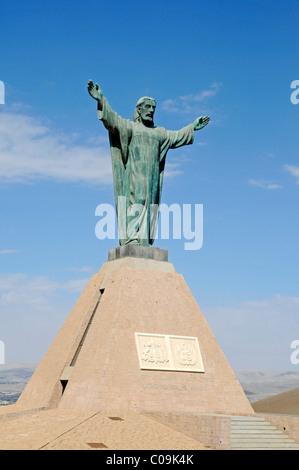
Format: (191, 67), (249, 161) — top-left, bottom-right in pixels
(88, 80), (209, 246)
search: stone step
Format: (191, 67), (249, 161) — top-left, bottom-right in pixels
(231, 437), (291, 443)
(231, 437), (296, 443)
(231, 429), (286, 435)
(230, 416), (265, 422)
(231, 421), (275, 428)
(230, 415), (299, 450)
(232, 447), (299, 450)
(231, 443), (299, 449)
(231, 424), (278, 431)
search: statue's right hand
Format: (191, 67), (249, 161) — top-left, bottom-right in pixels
(87, 80), (103, 101)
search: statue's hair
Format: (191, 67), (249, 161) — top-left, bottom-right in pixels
(133, 96), (156, 122)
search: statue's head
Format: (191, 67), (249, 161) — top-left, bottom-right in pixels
(133, 97), (156, 126)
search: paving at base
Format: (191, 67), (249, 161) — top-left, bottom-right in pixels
(0, 405), (208, 450)
(0, 249), (265, 450)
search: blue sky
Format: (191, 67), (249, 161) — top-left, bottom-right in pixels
(0, 0), (299, 370)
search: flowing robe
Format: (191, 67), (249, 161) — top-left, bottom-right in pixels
(98, 97), (194, 246)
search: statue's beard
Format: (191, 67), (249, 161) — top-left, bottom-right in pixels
(141, 116), (154, 127)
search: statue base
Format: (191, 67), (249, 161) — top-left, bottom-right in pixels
(1, 250), (257, 450)
(17, 252), (252, 417)
(108, 244), (168, 262)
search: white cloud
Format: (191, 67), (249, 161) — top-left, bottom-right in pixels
(0, 249), (19, 254)
(161, 82), (222, 114)
(0, 273), (88, 308)
(249, 179), (283, 190)
(0, 110), (112, 184)
(179, 82), (222, 102)
(284, 164), (299, 184)
(0, 272), (89, 361)
(164, 154), (192, 179)
(67, 266), (95, 273)
(204, 294), (299, 370)
(260, 152), (275, 159)
(164, 162), (184, 178)
(0, 108), (194, 184)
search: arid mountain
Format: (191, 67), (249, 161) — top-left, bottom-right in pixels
(235, 369), (299, 403)
(252, 387), (299, 415)
(1, 363), (299, 406)
(0, 362), (38, 404)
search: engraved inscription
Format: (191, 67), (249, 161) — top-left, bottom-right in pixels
(170, 336), (204, 372)
(141, 341), (169, 364)
(135, 333), (204, 373)
(175, 342), (196, 367)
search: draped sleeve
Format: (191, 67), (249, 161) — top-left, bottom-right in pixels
(159, 123), (194, 164)
(97, 97), (133, 240)
(97, 97), (133, 167)
(167, 123), (194, 149)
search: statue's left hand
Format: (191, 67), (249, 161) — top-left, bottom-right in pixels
(87, 80), (103, 102)
(194, 116), (210, 131)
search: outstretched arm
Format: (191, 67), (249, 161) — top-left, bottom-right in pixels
(165, 115), (210, 156)
(193, 115), (210, 131)
(87, 79), (104, 110)
(87, 79), (133, 155)
(87, 79), (120, 133)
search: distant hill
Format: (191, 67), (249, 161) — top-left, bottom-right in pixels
(252, 388), (299, 415)
(0, 362), (38, 405)
(235, 369), (299, 403)
(1, 363), (299, 407)
(0, 362), (38, 381)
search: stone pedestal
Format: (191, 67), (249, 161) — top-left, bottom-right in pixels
(17, 250), (253, 416)
(108, 244), (168, 262)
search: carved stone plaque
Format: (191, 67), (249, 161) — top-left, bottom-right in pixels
(135, 333), (204, 373)
(169, 336), (204, 372)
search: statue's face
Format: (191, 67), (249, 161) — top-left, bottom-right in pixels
(138, 100), (156, 125)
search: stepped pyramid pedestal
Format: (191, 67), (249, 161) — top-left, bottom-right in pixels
(17, 246), (253, 416)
